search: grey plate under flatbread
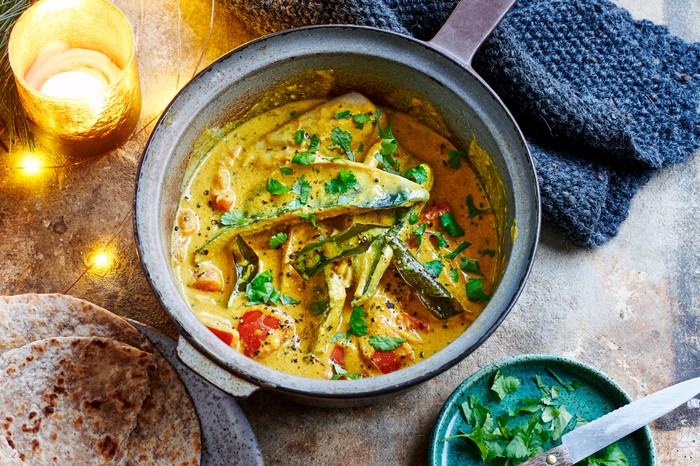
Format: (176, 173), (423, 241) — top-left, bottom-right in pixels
(131, 322), (263, 466)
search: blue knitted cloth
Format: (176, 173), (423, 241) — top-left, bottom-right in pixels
(222, 0), (700, 246)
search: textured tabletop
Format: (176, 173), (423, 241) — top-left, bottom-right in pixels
(0, 1), (697, 464)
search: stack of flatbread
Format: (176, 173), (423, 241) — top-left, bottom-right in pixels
(0, 294), (201, 465)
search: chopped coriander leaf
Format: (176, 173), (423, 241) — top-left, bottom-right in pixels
(308, 133), (320, 151)
(587, 444), (628, 466)
(292, 175), (312, 204)
(413, 223), (427, 246)
(380, 138), (397, 157)
(298, 212), (318, 227)
(331, 363), (362, 380)
(445, 241), (470, 259)
(348, 305), (368, 337)
(280, 294), (300, 305)
(330, 333), (345, 343)
(333, 110), (352, 119)
(353, 113), (372, 129)
(325, 169), (360, 194)
(409, 213), (419, 225)
(439, 212), (465, 237)
(375, 110), (395, 139)
(279, 166), (294, 175)
(547, 404), (573, 441)
(357, 144), (364, 153)
(220, 210), (245, 226)
(294, 129), (305, 145)
(401, 98), (410, 107)
(330, 127), (355, 161)
(374, 152), (401, 174)
(244, 270), (277, 305)
(269, 232), (288, 249)
(575, 414), (589, 428)
(482, 249), (496, 257)
(491, 370), (521, 400)
(404, 165), (428, 184)
(467, 194), (489, 218)
(369, 335), (406, 352)
(460, 258), (480, 274)
(447, 149), (467, 168)
(267, 178), (291, 195)
(546, 368), (582, 392)
(431, 231), (449, 248)
(292, 152), (315, 165)
(450, 269), (459, 283)
(423, 259), (444, 278)
(466, 278), (490, 301)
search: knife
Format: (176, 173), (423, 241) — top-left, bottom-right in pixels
(520, 377), (700, 466)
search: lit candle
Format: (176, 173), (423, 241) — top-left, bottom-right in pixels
(8, 0), (141, 158)
(24, 44), (122, 99)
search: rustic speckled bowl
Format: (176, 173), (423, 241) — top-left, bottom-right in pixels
(430, 354), (656, 465)
(135, 0), (540, 406)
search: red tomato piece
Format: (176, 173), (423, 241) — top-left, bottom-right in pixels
(237, 310), (281, 358)
(329, 345), (345, 368)
(399, 312), (430, 333)
(420, 203), (451, 227)
(206, 325), (234, 346)
(370, 350), (402, 374)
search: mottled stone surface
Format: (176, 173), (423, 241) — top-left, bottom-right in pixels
(0, 1), (698, 465)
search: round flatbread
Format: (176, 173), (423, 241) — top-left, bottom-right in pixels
(0, 294), (152, 354)
(0, 337), (155, 465)
(0, 294), (202, 465)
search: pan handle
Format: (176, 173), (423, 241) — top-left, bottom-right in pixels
(177, 336), (260, 399)
(429, 0), (515, 67)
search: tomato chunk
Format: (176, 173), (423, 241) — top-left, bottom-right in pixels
(398, 312), (430, 333)
(191, 263), (224, 292)
(370, 350), (402, 374)
(237, 310), (281, 358)
(206, 325), (235, 346)
(329, 345), (345, 368)
(419, 202), (451, 227)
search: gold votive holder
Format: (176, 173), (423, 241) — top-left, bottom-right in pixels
(8, 0), (141, 158)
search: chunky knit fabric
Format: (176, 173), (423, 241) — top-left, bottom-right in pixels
(222, 0), (700, 246)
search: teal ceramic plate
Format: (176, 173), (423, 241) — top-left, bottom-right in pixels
(430, 354), (656, 465)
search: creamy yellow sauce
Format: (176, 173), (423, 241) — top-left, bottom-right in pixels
(172, 92), (501, 379)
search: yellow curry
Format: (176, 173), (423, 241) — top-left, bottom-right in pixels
(172, 92), (500, 379)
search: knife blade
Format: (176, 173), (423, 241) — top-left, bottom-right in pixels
(520, 376), (700, 466)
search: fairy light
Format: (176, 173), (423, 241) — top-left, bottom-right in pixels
(90, 249), (114, 271)
(17, 153), (43, 175)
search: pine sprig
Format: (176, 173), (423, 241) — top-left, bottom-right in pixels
(0, 0), (34, 149)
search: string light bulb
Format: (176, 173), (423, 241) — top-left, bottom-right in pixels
(90, 249), (114, 271)
(18, 153), (43, 174)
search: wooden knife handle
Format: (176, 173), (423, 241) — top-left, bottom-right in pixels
(519, 444), (574, 466)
